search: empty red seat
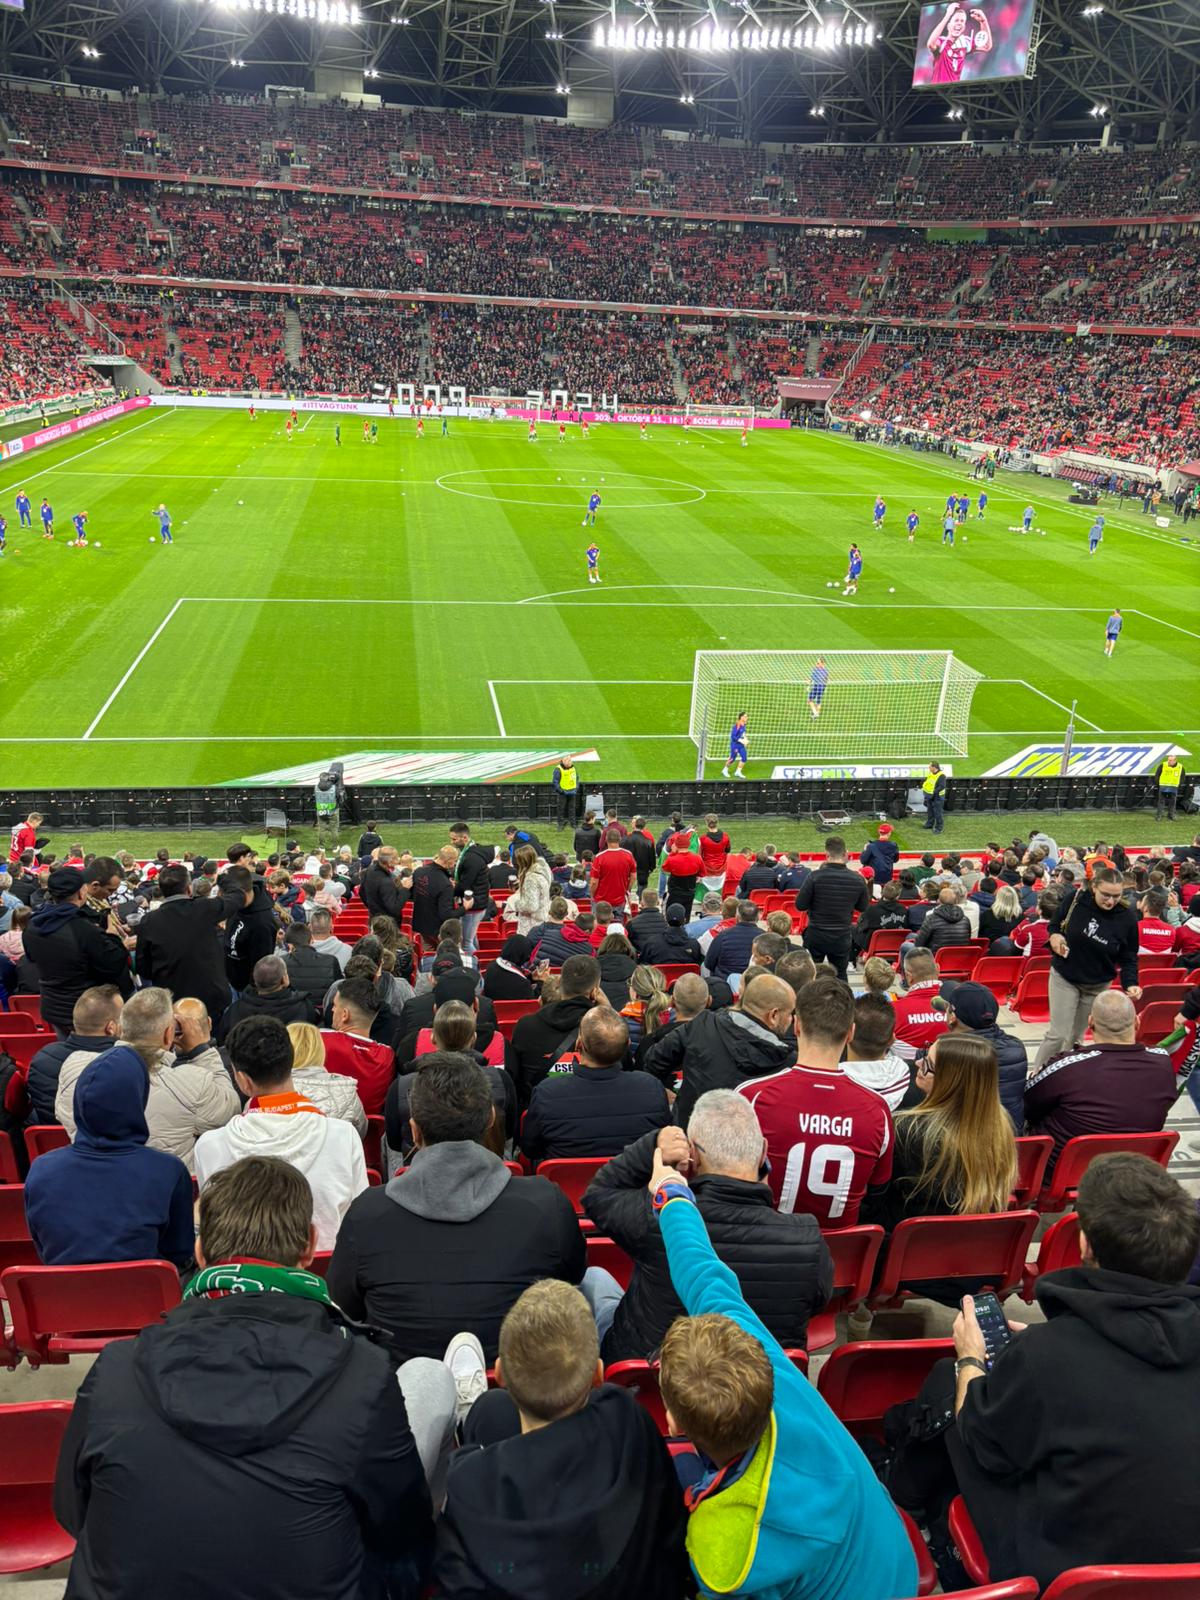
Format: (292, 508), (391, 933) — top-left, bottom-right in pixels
(1042, 1563), (1200, 1598)
(1021, 1211), (1082, 1302)
(2, 1261), (182, 1367)
(936, 947), (984, 979)
(585, 1234), (634, 1289)
(1011, 1136), (1054, 1206)
(0, 1015), (39, 1035)
(865, 929), (907, 959)
(899, 1506), (938, 1596)
(1013, 970), (1052, 1022)
(870, 1211), (1039, 1308)
(1136, 983), (1190, 1011)
(0, 1186), (39, 1290)
(24, 1126), (70, 1164)
(972, 956), (1022, 1003)
(1038, 1132), (1178, 1214)
(816, 1337), (954, 1439)
(1138, 1002), (1181, 1045)
(8, 997), (43, 1022)
(656, 963), (701, 984)
(0, 1402), (76, 1572)
(538, 1157), (607, 1214)
(0, 1036), (43, 1072)
(0, 1134), (20, 1186)
(807, 1224), (885, 1350)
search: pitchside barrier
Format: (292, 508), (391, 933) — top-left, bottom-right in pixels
(0, 776), (1166, 833)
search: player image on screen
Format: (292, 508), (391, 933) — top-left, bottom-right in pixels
(913, 0), (1035, 86)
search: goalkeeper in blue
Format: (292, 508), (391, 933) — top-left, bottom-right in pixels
(582, 490), (601, 528)
(872, 495), (886, 530)
(906, 509), (919, 543)
(722, 712), (748, 779)
(843, 542), (863, 596)
(648, 1144), (918, 1600)
(808, 657), (829, 719)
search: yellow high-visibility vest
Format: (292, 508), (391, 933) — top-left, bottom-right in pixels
(1159, 762), (1183, 789)
(922, 773), (940, 797)
(556, 765), (578, 792)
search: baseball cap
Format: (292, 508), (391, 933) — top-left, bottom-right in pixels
(433, 969), (477, 1005)
(48, 866), (85, 897)
(947, 981), (998, 1030)
(878, 823), (894, 837)
(666, 902), (689, 925)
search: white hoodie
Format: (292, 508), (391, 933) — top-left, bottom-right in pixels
(194, 1106), (368, 1250)
(842, 1053), (912, 1112)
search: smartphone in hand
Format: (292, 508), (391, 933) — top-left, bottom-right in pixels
(967, 1291), (1014, 1369)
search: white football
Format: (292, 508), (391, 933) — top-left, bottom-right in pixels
(826, 581), (834, 588)
(94, 542), (101, 548)
(149, 535), (156, 542)
(889, 586), (895, 593)
(238, 499), (244, 506)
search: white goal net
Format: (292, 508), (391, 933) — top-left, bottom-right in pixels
(689, 649), (984, 761)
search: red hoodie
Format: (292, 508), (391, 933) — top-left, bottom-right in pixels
(698, 830), (731, 875)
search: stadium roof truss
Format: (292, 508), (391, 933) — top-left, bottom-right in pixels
(1, 0), (1198, 142)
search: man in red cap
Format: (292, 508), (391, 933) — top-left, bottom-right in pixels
(860, 824), (899, 888)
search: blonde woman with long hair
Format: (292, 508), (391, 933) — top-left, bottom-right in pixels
(980, 881), (1024, 948)
(286, 1021), (367, 1136)
(620, 964), (670, 1053)
(504, 843), (554, 936)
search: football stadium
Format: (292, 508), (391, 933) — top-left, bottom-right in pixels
(1, 0), (1200, 1593)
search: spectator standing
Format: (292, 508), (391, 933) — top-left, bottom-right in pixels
(922, 761), (947, 832)
(521, 1008), (669, 1162)
(55, 1155), (442, 1600)
(794, 835), (870, 981)
(589, 830), (637, 913)
(434, 1280), (689, 1600)
(448, 822), (497, 956)
(328, 1054), (585, 1361)
(359, 845), (411, 922)
(860, 823), (899, 886)
(1024, 990), (1177, 1169)
(504, 845), (554, 936)
(660, 833), (704, 915)
(221, 864), (279, 994)
(410, 846), (459, 943)
(26, 983), (122, 1126)
(1034, 868), (1141, 1068)
(696, 813), (731, 894)
(23, 865), (134, 1036)
(625, 816), (658, 894)
(739, 980), (893, 1226)
(320, 976), (395, 1114)
(355, 820), (383, 859)
(195, 1016), (368, 1250)
(7, 810), (44, 867)
(573, 811), (602, 858)
(645, 973), (796, 1126)
(948, 1155), (1200, 1587)
(583, 1095), (832, 1361)
(25, 1046), (193, 1268)
(551, 756), (583, 830)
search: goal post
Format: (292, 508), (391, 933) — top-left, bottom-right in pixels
(689, 649), (984, 762)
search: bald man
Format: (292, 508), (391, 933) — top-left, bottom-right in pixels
(1024, 988), (1177, 1171)
(644, 971), (797, 1125)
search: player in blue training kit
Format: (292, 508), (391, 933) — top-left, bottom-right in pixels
(945, 493), (956, 517)
(808, 656), (829, 719)
(1022, 505), (1034, 532)
(1104, 608), (1123, 657)
(977, 490), (988, 519)
(40, 499), (54, 539)
(843, 543), (863, 596)
(1088, 516), (1104, 555)
(873, 496), (886, 530)
(957, 494), (970, 524)
(722, 712), (749, 779)
(14, 491), (31, 529)
(942, 512), (956, 547)
(585, 542), (601, 584)
(582, 491), (601, 528)
(154, 504), (173, 545)
(906, 510), (919, 543)
(0, 514), (7, 554)
(70, 513), (88, 547)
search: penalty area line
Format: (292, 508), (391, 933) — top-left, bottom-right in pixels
(81, 598), (185, 740)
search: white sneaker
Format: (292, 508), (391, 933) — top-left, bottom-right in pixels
(721, 767), (730, 778)
(444, 1332), (488, 1423)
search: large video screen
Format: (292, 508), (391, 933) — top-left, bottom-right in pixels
(0, 0), (25, 11)
(912, 0), (1038, 87)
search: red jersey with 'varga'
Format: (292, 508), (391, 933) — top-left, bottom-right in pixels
(890, 980), (949, 1060)
(738, 1066), (893, 1227)
(319, 1029), (395, 1114)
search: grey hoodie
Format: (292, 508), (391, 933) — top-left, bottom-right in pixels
(386, 1140), (510, 1221)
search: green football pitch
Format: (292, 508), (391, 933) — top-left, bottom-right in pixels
(1, 403), (1195, 788)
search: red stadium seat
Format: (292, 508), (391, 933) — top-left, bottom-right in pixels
(0, 1186), (39, 1290)
(0, 1134), (20, 1186)
(1135, 983), (1190, 1011)
(1138, 956), (1180, 978)
(2, 1261), (182, 1367)
(492, 999), (540, 1025)
(0, 1403), (76, 1572)
(816, 1337), (954, 1439)
(656, 963), (701, 984)
(1138, 1002), (1182, 1044)
(23, 1126), (69, 1164)
(1042, 1565), (1200, 1598)
(1037, 1132), (1178, 1214)
(8, 997), (44, 1022)
(1020, 955), (1053, 974)
(1013, 971), (1052, 1022)
(899, 1507), (938, 1596)
(939, 1584), (1039, 1599)
(949, 1496), (991, 1584)
(865, 929), (908, 960)
(0, 1037), (42, 1072)
(1020, 1212), (1082, 1302)
(870, 1211), (1039, 1308)
(537, 1157), (607, 1214)
(603, 1359), (667, 1433)
(972, 956), (1022, 1003)
(585, 1234), (634, 1289)
(308, 1252), (332, 1277)
(1011, 1136), (1054, 1206)
(935, 946), (984, 979)
(806, 1224), (885, 1350)
(0, 1015), (40, 1035)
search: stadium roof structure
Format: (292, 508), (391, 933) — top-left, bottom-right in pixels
(2, 0), (1198, 145)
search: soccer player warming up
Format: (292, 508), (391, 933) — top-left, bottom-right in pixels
(40, 499), (54, 539)
(153, 504), (173, 545)
(70, 512), (88, 548)
(528, 420), (538, 443)
(285, 419), (293, 442)
(906, 509), (919, 543)
(1022, 504), (1034, 533)
(639, 421), (648, 442)
(248, 403), (256, 422)
(362, 419), (369, 443)
(942, 510), (956, 547)
(843, 543), (863, 596)
(582, 490), (601, 528)
(416, 418), (424, 440)
(809, 656), (829, 719)
(722, 712), (748, 779)
(873, 494), (886, 530)
(15, 490), (32, 529)
(581, 418), (589, 440)
(0, 513), (7, 556)
(741, 422), (749, 448)
(1088, 515), (1104, 555)
(1105, 608), (1123, 657)
(558, 419), (566, 443)
(977, 489), (987, 519)
(585, 542), (601, 585)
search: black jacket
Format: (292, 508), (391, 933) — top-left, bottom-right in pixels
(395, 992), (496, 1066)
(1047, 887), (1139, 991)
(135, 892), (245, 1023)
(284, 945), (343, 1011)
(27, 1033), (116, 1126)
(356, 831), (382, 859)
(23, 903), (134, 1035)
(216, 983), (313, 1044)
(738, 862), (779, 895)
(703, 922), (759, 979)
(520, 1062), (670, 1162)
(795, 861), (871, 938)
(454, 843), (496, 904)
(597, 950), (637, 1009)
(573, 824), (602, 857)
(625, 831), (657, 886)
(625, 909), (668, 956)
(224, 881), (279, 993)
(912, 902), (971, 953)
(642, 1005), (797, 1126)
(433, 1385), (689, 1600)
(409, 863), (457, 942)
(978, 907), (1021, 945)
(55, 1290), (433, 1600)
(481, 962), (535, 1002)
(583, 1130), (832, 1361)
(360, 862), (410, 924)
(631, 925), (703, 967)
(955, 1267), (1200, 1587)
(505, 995), (595, 1106)
(328, 1143), (586, 1361)
(852, 899), (908, 953)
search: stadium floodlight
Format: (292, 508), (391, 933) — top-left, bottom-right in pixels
(810, 103), (826, 116)
(215, 0), (363, 22)
(689, 650), (985, 761)
(1090, 102), (1108, 116)
(590, 15), (876, 50)
(679, 91), (695, 103)
(1081, 4), (1104, 13)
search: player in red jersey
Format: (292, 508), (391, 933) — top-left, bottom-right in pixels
(739, 981), (893, 1227)
(362, 417), (370, 442)
(741, 422), (749, 448)
(290, 406), (297, 427)
(417, 417), (425, 439)
(527, 419), (537, 442)
(558, 420), (566, 442)
(247, 403), (256, 422)
(581, 417), (589, 439)
(285, 419), (293, 441)
(890, 948), (950, 1061)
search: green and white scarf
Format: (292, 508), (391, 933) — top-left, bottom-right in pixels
(184, 1261), (333, 1305)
